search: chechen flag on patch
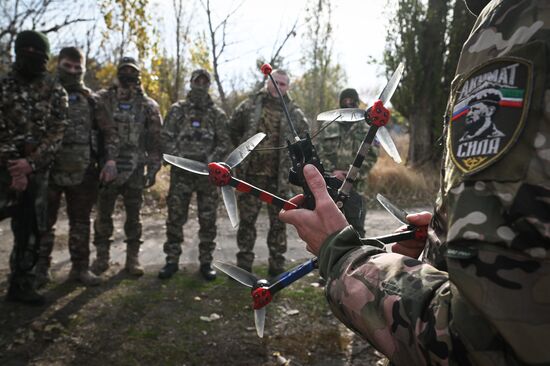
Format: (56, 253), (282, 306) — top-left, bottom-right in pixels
(449, 58), (532, 174)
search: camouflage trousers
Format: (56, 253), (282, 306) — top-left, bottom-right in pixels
(1, 168), (48, 288)
(94, 167), (144, 251)
(164, 169), (218, 265)
(39, 167), (99, 270)
(236, 175), (286, 272)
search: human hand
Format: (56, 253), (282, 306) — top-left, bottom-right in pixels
(279, 164), (349, 256)
(144, 163), (160, 188)
(99, 160), (118, 183)
(7, 159), (32, 177)
(10, 174), (28, 192)
(390, 211), (431, 258)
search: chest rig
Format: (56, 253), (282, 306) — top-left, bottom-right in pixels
(111, 92), (146, 172)
(50, 91), (95, 186)
(176, 103), (215, 162)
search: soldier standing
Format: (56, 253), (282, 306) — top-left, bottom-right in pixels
(34, 47), (119, 287)
(91, 57), (162, 276)
(229, 69), (309, 276)
(280, 0), (550, 364)
(318, 88), (377, 237)
(159, 69), (230, 280)
(0, 31), (68, 304)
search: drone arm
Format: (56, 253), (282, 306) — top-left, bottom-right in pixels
(228, 176), (298, 211)
(268, 258), (319, 295)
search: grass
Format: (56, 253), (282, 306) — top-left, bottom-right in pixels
(365, 134), (439, 207)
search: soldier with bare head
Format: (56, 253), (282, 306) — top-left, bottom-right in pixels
(0, 30), (68, 305)
(229, 68), (309, 276)
(34, 47), (119, 288)
(91, 57), (162, 277)
(280, 0), (550, 364)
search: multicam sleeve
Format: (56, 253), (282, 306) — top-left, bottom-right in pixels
(28, 83), (68, 171)
(144, 98), (163, 167)
(161, 103), (180, 156)
(94, 95), (119, 161)
(318, 226), (453, 365)
(228, 100), (248, 147)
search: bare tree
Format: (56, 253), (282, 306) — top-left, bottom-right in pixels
(0, 0), (92, 62)
(172, 0), (192, 102)
(200, 0), (244, 113)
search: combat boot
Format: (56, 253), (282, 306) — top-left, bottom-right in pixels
(125, 246), (144, 276)
(158, 262), (179, 279)
(200, 263), (217, 281)
(6, 281), (45, 306)
(91, 246), (110, 275)
(34, 258), (52, 289)
(68, 265), (102, 286)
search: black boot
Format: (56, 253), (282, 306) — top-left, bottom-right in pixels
(200, 263), (217, 281)
(6, 282), (45, 306)
(158, 263), (179, 279)
(268, 266), (285, 278)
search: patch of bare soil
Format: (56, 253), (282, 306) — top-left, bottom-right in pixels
(0, 266), (385, 366)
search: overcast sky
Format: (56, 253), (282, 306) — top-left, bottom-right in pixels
(152, 0), (392, 101)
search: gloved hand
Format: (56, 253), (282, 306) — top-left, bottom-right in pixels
(144, 163), (160, 188)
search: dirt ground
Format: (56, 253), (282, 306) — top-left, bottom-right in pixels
(0, 199), (429, 365)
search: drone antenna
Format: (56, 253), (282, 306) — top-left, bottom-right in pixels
(261, 63), (300, 141)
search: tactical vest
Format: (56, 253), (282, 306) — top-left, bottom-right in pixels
(50, 91), (94, 186)
(174, 102), (217, 162)
(111, 92), (146, 185)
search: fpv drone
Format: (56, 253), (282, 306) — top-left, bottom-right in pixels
(164, 62), (424, 337)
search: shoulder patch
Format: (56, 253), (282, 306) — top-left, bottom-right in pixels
(449, 58), (532, 174)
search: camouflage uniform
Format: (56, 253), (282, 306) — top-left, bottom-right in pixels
(39, 87), (118, 273)
(93, 84), (162, 262)
(319, 1), (550, 364)
(162, 89), (230, 266)
(229, 90), (309, 272)
(318, 118), (378, 237)
(0, 69), (68, 293)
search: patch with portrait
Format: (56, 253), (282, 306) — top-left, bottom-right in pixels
(449, 58), (532, 174)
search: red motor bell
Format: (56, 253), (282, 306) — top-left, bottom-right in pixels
(367, 100), (391, 127)
(208, 162), (231, 186)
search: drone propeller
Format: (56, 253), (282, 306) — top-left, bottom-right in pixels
(376, 193), (409, 225)
(163, 154), (209, 175)
(164, 133), (297, 228)
(213, 260), (258, 288)
(333, 63), (405, 209)
(317, 108), (402, 164)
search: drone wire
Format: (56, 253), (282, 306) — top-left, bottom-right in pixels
(251, 115), (341, 152)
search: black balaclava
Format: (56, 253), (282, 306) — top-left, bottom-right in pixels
(339, 88), (360, 108)
(188, 69), (212, 107)
(464, 0), (491, 16)
(58, 67), (84, 92)
(117, 56), (141, 88)
(14, 30), (50, 80)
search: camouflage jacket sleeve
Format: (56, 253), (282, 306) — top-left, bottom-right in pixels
(209, 107), (231, 162)
(229, 98), (251, 147)
(28, 83), (69, 171)
(290, 102), (310, 137)
(161, 102), (180, 156)
(319, 226), (453, 365)
(144, 97), (163, 167)
(93, 94), (118, 161)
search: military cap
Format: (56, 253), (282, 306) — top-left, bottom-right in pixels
(14, 30), (50, 56)
(191, 69), (211, 83)
(117, 56), (140, 72)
